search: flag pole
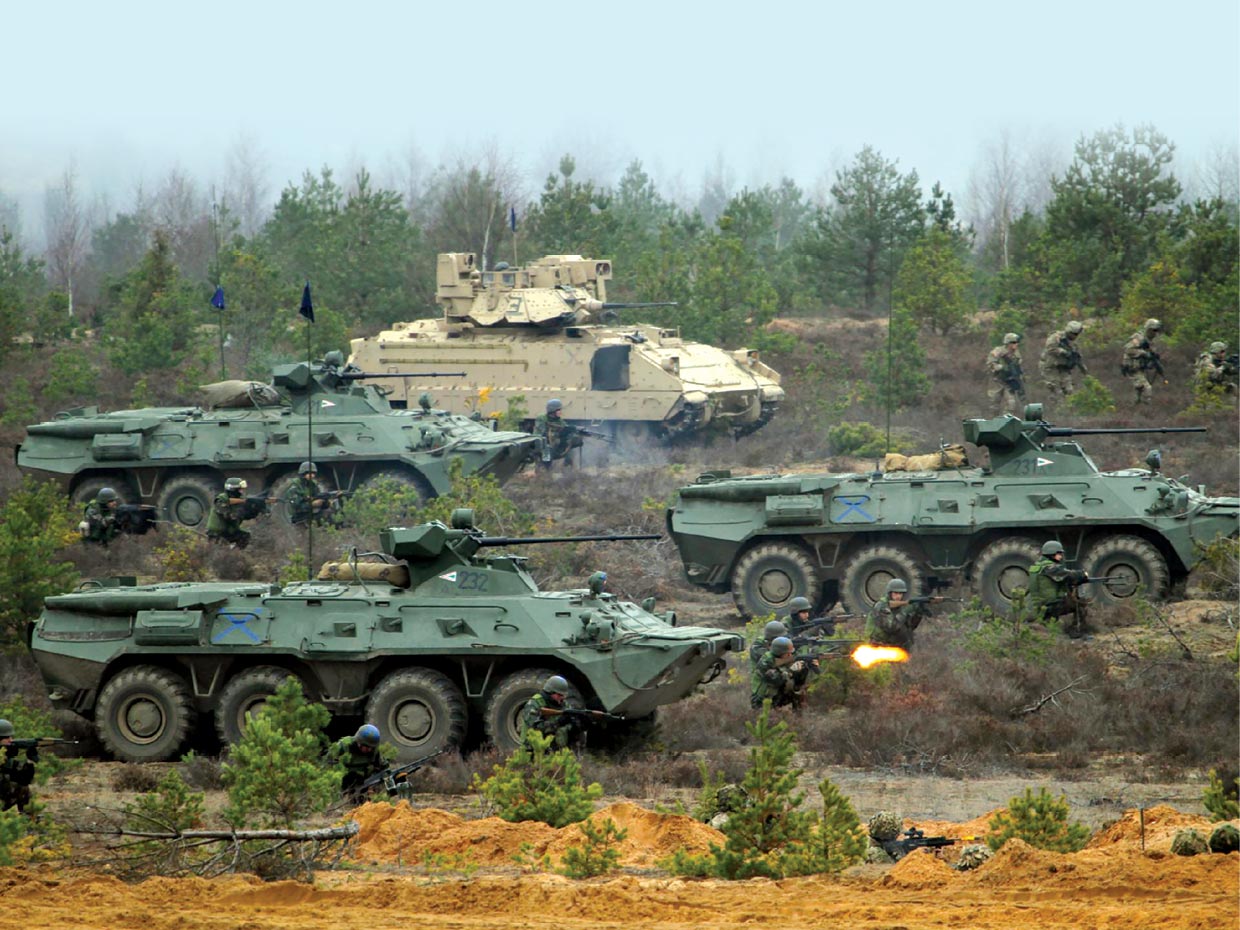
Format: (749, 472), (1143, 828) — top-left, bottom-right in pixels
(301, 282), (315, 582)
(211, 199), (226, 379)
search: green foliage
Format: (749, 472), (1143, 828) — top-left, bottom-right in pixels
(220, 678), (339, 828)
(1202, 769), (1239, 821)
(800, 145), (924, 313)
(512, 841), (552, 872)
(1118, 258), (1200, 338)
(151, 526), (211, 582)
(0, 375), (36, 426)
(1063, 375), (1117, 416)
(986, 787), (1090, 853)
(105, 230), (205, 375)
(827, 421), (910, 457)
(525, 155), (613, 259)
(497, 393), (528, 433)
(1189, 536), (1239, 600)
(41, 347), (99, 405)
(0, 229), (48, 359)
(419, 849), (479, 878)
(1042, 124), (1181, 309)
(558, 817), (627, 878)
(472, 729), (603, 828)
(894, 228), (975, 335)
(278, 550), (311, 586)
(955, 595), (1059, 664)
(123, 767), (206, 832)
(861, 306), (928, 411)
(0, 696), (77, 783)
(690, 759), (730, 821)
(664, 704), (864, 879)
(989, 302), (1031, 348)
(0, 808), (24, 866)
(0, 478), (79, 648)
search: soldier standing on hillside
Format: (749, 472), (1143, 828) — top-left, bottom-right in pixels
(986, 333), (1025, 414)
(1195, 342), (1236, 394)
(1121, 318), (1164, 405)
(1039, 321), (1088, 400)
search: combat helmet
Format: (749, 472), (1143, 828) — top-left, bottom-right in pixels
(1003, 332), (1021, 345)
(0, 719), (13, 738)
(787, 596), (811, 614)
(1065, 321), (1084, 336)
(770, 636), (794, 657)
(885, 578), (908, 595)
(1144, 318), (1163, 333)
(354, 724), (381, 748)
(544, 675), (570, 695)
(224, 477), (247, 491)
(763, 620), (788, 641)
(96, 487), (119, 503)
(546, 398), (563, 414)
(868, 810), (903, 841)
(1209, 341), (1227, 355)
(1042, 540), (1065, 556)
(298, 461), (317, 476)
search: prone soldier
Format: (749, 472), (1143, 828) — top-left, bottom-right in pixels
(986, 333), (1025, 414)
(1039, 320), (1088, 400)
(1121, 318), (1164, 405)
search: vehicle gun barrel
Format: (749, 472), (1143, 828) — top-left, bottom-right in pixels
(598, 301), (678, 310)
(1042, 425), (1207, 436)
(335, 371), (466, 381)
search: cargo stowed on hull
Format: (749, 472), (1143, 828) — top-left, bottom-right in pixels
(348, 253), (784, 441)
(32, 511), (742, 763)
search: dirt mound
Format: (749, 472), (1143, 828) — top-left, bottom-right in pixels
(1086, 804), (1224, 853)
(880, 848), (955, 888)
(347, 801), (724, 868)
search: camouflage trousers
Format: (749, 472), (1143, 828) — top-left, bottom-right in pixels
(1126, 370), (1152, 404)
(987, 384), (1024, 415)
(1040, 369), (1075, 400)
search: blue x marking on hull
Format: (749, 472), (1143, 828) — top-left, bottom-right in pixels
(212, 612), (263, 643)
(832, 495), (876, 524)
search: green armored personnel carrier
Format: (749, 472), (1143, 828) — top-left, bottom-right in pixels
(17, 352), (540, 527)
(30, 511), (741, 762)
(668, 404), (1237, 618)
(348, 253), (784, 441)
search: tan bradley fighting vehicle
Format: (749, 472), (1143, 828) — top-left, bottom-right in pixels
(348, 253), (784, 441)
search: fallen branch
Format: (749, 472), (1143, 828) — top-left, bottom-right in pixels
(86, 823), (359, 841)
(1146, 603), (1193, 660)
(1009, 676), (1088, 718)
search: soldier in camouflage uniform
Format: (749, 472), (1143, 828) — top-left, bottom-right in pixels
(0, 719), (37, 814)
(1194, 341), (1236, 393)
(329, 724), (392, 800)
(1121, 318), (1164, 404)
(285, 461), (333, 525)
(1025, 540), (1090, 637)
(534, 399), (584, 469)
(206, 477), (265, 548)
(1039, 320), (1087, 400)
(748, 619), (789, 663)
(986, 333), (1024, 414)
(82, 487), (120, 545)
(519, 674), (575, 747)
(750, 637), (815, 709)
(864, 579), (930, 651)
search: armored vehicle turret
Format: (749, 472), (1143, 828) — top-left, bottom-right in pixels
(347, 253), (784, 441)
(31, 511), (741, 762)
(17, 352), (541, 527)
(668, 404), (1238, 619)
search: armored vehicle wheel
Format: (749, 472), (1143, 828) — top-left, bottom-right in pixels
(96, 666), (196, 762)
(159, 474), (220, 528)
(840, 544), (925, 615)
(1082, 535), (1169, 606)
(215, 666), (295, 746)
(366, 669), (467, 762)
(972, 538), (1042, 615)
(484, 668), (584, 753)
(730, 542), (823, 620)
(72, 476), (136, 507)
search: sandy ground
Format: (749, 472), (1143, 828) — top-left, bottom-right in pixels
(1, 801), (1236, 930)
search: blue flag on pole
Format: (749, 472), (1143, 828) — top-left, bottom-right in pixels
(299, 282), (315, 323)
(509, 206), (517, 232)
(210, 286), (226, 310)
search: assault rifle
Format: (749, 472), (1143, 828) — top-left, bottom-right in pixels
(788, 615), (853, 638)
(1148, 349), (1165, 379)
(3, 737), (78, 754)
(788, 640), (859, 662)
(359, 748), (448, 797)
(538, 707), (625, 724)
(1224, 355), (1239, 379)
(906, 595), (967, 606)
(570, 425), (616, 444)
(880, 827), (968, 861)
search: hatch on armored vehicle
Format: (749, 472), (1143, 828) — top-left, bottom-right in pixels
(31, 510), (742, 762)
(17, 352), (540, 528)
(347, 253), (784, 442)
(668, 404), (1238, 619)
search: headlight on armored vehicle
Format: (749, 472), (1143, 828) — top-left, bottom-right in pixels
(760, 385), (785, 401)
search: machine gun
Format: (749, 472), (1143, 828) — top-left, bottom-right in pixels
(114, 503), (160, 536)
(880, 827), (967, 861)
(788, 615), (853, 639)
(358, 748), (448, 797)
(237, 494), (277, 521)
(2, 737), (78, 754)
(1004, 360), (1025, 395)
(906, 595), (967, 606)
(568, 425), (616, 444)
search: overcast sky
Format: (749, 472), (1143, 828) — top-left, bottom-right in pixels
(3, 0), (1237, 241)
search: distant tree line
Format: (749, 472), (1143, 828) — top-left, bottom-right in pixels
(0, 125), (1234, 393)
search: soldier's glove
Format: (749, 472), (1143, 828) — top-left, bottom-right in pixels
(790, 661), (805, 673)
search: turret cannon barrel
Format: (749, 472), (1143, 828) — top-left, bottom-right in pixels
(1042, 426), (1207, 437)
(333, 370), (467, 381)
(474, 533), (661, 546)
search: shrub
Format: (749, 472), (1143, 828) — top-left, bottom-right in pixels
(1191, 536), (1239, 601)
(112, 764), (161, 793)
(123, 768), (206, 833)
(1063, 375), (1116, 415)
(471, 729), (602, 828)
(151, 526), (211, 583)
(1202, 768), (1239, 821)
(827, 421), (909, 457)
(558, 817), (627, 878)
(0, 479), (79, 648)
(0, 809), (24, 866)
(220, 678), (339, 828)
(986, 787), (1090, 853)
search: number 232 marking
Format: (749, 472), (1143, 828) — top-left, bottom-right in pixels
(458, 571), (489, 591)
